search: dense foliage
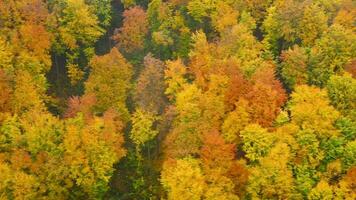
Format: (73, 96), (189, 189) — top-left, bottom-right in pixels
(0, 0), (355, 199)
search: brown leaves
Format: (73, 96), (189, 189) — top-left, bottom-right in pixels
(134, 54), (166, 114)
(65, 93), (97, 120)
(225, 65), (287, 127)
(0, 69), (12, 113)
(200, 130), (236, 174)
(225, 69), (252, 110)
(247, 66), (287, 127)
(113, 6), (148, 53)
(18, 24), (52, 67)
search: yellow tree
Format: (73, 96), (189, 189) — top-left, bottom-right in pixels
(58, 0), (103, 50)
(11, 70), (46, 115)
(247, 143), (297, 199)
(85, 48), (133, 120)
(200, 131), (245, 199)
(288, 85), (340, 139)
(240, 124), (276, 162)
(63, 112), (126, 199)
(130, 109), (159, 153)
(161, 157), (205, 200)
(163, 84), (203, 158)
(164, 59), (188, 101)
(222, 99), (250, 144)
(298, 3), (328, 46)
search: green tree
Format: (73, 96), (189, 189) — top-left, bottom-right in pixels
(58, 0), (103, 51)
(55, 0), (104, 84)
(130, 109), (159, 153)
(85, 0), (113, 28)
(240, 124), (276, 162)
(280, 45), (309, 90)
(327, 73), (356, 117)
(309, 25), (356, 87)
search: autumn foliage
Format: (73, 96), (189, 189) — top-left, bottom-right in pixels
(0, 0), (355, 199)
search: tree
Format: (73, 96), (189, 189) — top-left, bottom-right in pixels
(211, 2), (238, 33)
(55, 0), (104, 84)
(121, 0), (136, 8)
(298, 3), (328, 46)
(187, 0), (216, 22)
(247, 143), (297, 199)
(0, 107), (126, 199)
(200, 131), (244, 199)
(161, 157), (205, 200)
(333, 2), (356, 31)
(11, 70), (46, 114)
(130, 109), (159, 153)
(147, 0), (192, 59)
(188, 30), (215, 88)
(308, 180), (334, 200)
(0, 0), (52, 85)
(134, 54), (166, 114)
(65, 93), (97, 121)
(240, 124), (276, 162)
(262, 0), (304, 55)
(200, 131), (236, 175)
(85, 0), (113, 28)
(280, 45), (309, 90)
(327, 73), (356, 117)
(224, 69), (252, 109)
(342, 140), (356, 170)
(0, 38), (13, 74)
(219, 23), (263, 77)
(288, 85), (340, 138)
(247, 66), (287, 127)
(63, 113), (126, 198)
(204, 176), (239, 200)
(186, 0), (238, 24)
(199, 74), (228, 132)
(222, 99), (250, 144)
(285, 85), (346, 196)
(333, 167), (356, 199)
(22, 108), (127, 199)
(85, 48), (133, 120)
(309, 24), (356, 87)
(244, 0), (274, 24)
(58, 0), (103, 51)
(17, 23), (52, 68)
(164, 59), (188, 101)
(112, 6), (148, 54)
(0, 69), (12, 114)
(163, 84), (203, 158)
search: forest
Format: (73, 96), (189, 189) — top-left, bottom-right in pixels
(0, 0), (355, 199)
